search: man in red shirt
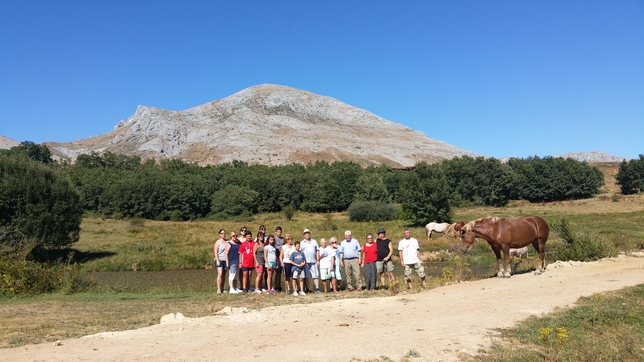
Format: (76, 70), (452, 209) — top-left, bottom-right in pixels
(239, 231), (255, 295)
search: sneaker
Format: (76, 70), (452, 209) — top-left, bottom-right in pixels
(216, 291), (222, 294)
(299, 291), (306, 296)
(356, 287), (363, 292)
(269, 289), (276, 295)
(315, 289), (321, 293)
(255, 289), (262, 294)
(242, 290), (248, 295)
(228, 289), (238, 294)
(293, 291), (298, 296)
(261, 288), (268, 292)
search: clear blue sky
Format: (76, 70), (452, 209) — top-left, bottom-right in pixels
(1, 1), (642, 159)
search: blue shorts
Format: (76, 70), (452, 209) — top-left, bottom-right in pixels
(242, 267), (254, 272)
(215, 260), (227, 270)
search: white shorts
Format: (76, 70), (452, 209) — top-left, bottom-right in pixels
(320, 268), (333, 280)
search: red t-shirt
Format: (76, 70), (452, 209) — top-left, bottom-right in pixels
(239, 241), (255, 268)
(363, 243), (377, 263)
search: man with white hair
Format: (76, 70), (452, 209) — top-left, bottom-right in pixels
(339, 230), (362, 291)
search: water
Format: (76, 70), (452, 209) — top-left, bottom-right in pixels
(83, 260), (494, 293)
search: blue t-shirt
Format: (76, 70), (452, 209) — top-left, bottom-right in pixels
(290, 251), (306, 272)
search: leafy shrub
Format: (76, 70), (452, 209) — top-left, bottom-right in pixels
(0, 257), (84, 295)
(549, 218), (617, 262)
(0, 156), (83, 256)
(282, 205), (295, 221)
(347, 201), (398, 222)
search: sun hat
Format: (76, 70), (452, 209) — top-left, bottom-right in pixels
(303, 228), (310, 234)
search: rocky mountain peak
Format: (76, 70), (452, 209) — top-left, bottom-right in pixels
(46, 84), (480, 167)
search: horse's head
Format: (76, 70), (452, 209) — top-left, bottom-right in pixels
(459, 230), (477, 253)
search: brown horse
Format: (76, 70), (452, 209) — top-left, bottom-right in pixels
(460, 216), (549, 277)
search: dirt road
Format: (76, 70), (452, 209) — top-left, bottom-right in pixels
(6, 255), (644, 362)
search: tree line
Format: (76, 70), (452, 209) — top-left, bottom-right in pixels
(63, 150), (606, 223)
(1, 141), (624, 256)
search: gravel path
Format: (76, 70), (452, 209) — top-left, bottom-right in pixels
(6, 256), (644, 362)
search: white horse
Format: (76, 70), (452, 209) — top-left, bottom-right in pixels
(425, 222), (451, 240)
(510, 246), (529, 258)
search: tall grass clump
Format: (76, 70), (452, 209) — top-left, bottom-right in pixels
(0, 257), (84, 295)
(347, 201), (399, 222)
(549, 218), (618, 262)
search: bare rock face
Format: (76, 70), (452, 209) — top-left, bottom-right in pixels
(556, 151), (629, 163)
(46, 84), (480, 167)
(0, 135), (19, 150)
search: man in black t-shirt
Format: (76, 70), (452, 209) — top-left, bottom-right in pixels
(375, 228), (395, 288)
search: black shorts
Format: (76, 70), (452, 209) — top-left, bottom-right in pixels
(217, 261), (227, 269)
(283, 263), (292, 278)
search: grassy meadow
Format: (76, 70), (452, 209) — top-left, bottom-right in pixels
(0, 193), (642, 354)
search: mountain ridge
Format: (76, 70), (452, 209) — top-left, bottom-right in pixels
(44, 84), (480, 167)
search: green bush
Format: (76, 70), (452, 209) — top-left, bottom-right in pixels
(0, 257), (84, 295)
(347, 201), (398, 222)
(549, 218), (618, 262)
(0, 156), (83, 256)
(282, 205), (295, 221)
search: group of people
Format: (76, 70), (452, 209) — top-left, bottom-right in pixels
(213, 225), (428, 296)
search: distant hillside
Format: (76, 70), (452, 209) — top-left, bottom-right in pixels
(556, 151), (629, 163)
(0, 135), (19, 150)
(45, 84), (479, 167)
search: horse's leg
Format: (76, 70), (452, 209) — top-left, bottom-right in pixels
(490, 244), (503, 278)
(533, 239), (545, 275)
(502, 246), (511, 278)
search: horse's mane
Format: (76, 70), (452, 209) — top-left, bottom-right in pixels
(463, 215), (520, 231)
(463, 216), (499, 231)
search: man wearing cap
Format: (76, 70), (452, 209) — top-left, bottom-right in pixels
(398, 229), (428, 289)
(300, 228), (320, 293)
(339, 230), (362, 291)
(375, 228), (395, 289)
